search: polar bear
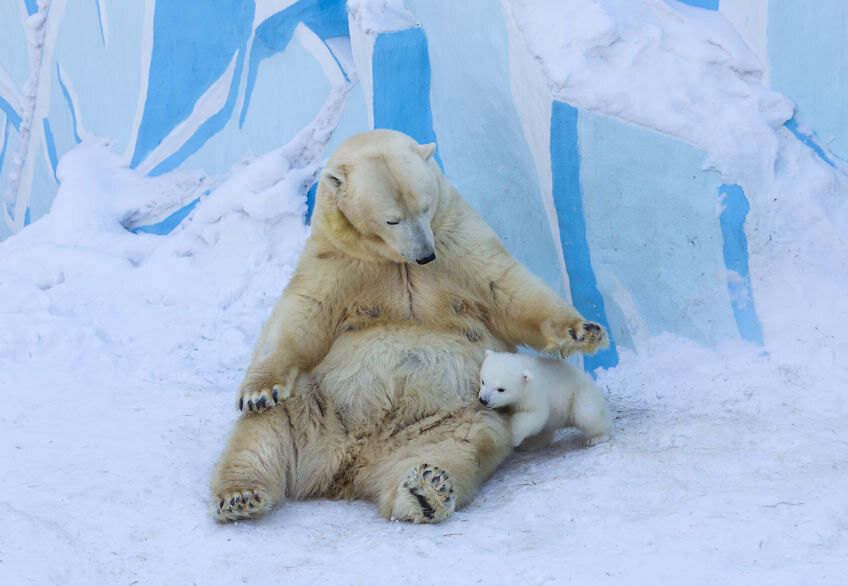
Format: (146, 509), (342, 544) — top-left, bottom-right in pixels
(210, 129), (608, 524)
(478, 350), (612, 451)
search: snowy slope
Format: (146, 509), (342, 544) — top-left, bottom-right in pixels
(2, 1), (848, 584)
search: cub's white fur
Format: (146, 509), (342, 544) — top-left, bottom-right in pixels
(479, 350), (612, 450)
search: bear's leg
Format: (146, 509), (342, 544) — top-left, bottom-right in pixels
(210, 388), (348, 522)
(571, 381), (613, 447)
(365, 408), (511, 524)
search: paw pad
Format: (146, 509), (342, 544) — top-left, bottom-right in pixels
(398, 463), (456, 523)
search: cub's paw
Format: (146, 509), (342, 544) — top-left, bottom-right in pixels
(236, 368), (299, 414)
(541, 318), (609, 357)
(211, 488), (273, 522)
(391, 464), (456, 524)
(516, 429), (555, 452)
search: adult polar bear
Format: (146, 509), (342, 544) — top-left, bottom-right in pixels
(211, 129), (607, 523)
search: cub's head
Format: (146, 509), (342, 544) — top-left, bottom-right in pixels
(316, 129), (442, 265)
(478, 350), (532, 409)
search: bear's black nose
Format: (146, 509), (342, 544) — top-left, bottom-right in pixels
(479, 396), (488, 406)
(416, 253), (436, 265)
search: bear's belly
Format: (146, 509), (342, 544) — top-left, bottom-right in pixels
(312, 323), (508, 434)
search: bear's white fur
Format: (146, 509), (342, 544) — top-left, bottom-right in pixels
(210, 130), (608, 524)
(479, 350), (612, 450)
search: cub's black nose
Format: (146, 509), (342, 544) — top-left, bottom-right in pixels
(416, 252), (436, 265)
(479, 396), (488, 406)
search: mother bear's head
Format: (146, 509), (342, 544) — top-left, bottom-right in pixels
(315, 129), (444, 265)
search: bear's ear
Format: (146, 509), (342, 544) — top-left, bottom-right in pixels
(413, 142), (437, 161)
(323, 165), (347, 190)
(522, 370), (533, 382)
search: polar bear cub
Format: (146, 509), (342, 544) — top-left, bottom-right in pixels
(478, 350), (612, 450)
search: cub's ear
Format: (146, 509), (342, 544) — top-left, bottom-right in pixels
(522, 370), (533, 382)
(413, 142), (437, 161)
(322, 164), (347, 190)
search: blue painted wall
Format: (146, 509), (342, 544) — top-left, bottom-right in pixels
(677, 0), (719, 10)
(718, 185), (764, 346)
(575, 109), (744, 350)
(406, 0), (568, 300)
(372, 28), (442, 168)
(4, 0), (847, 370)
(551, 102), (618, 370)
(132, 0), (254, 174)
(769, 1), (848, 162)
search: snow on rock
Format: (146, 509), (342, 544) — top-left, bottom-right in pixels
(507, 0), (792, 187)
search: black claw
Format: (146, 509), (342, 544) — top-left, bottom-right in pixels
(586, 323), (600, 331)
(257, 396), (267, 409)
(409, 489), (436, 520)
(219, 500), (224, 509)
(229, 497), (235, 506)
(247, 400), (254, 412)
(272, 389), (278, 402)
(239, 398), (244, 411)
(568, 328), (578, 340)
(422, 469), (433, 480)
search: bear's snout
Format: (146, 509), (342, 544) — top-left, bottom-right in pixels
(416, 252), (436, 265)
(479, 396), (489, 406)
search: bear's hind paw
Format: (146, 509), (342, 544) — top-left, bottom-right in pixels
(211, 488), (272, 522)
(392, 464), (456, 524)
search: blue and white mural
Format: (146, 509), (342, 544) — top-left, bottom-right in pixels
(1, 0), (845, 372)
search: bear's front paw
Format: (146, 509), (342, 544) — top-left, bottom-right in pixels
(541, 318), (608, 357)
(236, 367), (299, 414)
(211, 488), (273, 522)
(391, 464), (456, 524)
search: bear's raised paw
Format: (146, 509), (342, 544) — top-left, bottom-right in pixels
(212, 488), (273, 522)
(541, 318), (608, 357)
(392, 464), (456, 524)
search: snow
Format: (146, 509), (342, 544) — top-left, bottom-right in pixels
(347, 0), (418, 34)
(2, 1), (848, 584)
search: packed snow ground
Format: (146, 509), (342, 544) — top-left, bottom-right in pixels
(3, 1), (848, 584)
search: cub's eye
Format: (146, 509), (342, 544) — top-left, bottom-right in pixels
(497, 387), (505, 393)
(386, 219), (400, 225)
